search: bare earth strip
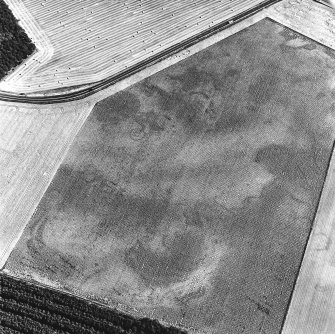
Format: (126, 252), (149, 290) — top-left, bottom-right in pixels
(0, 0), (272, 94)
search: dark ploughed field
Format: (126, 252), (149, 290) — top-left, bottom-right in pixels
(4, 19), (335, 333)
(0, 273), (185, 333)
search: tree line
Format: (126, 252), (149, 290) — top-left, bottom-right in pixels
(0, 0), (35, 80)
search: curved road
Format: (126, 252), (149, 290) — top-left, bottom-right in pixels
(0, 0), (281, 105)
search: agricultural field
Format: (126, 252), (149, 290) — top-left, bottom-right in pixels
(0, 0), (35, 80)
(0, 0), (270, 93)
(0, 99), (97, 271)
(5, 18), (335, 333)
(0, 273), (185, 333)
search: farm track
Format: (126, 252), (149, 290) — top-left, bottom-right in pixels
(0, 0), (281, 101)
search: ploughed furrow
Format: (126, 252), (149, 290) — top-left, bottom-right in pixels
(1, 298), (124, 334)
(0, 310), (65, 334)
(0, 273), (187, 334)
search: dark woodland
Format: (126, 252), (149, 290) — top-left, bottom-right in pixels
(0, 0), (35, 80)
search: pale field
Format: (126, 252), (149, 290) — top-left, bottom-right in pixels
(0, 0), (272, 94)
(0, 101), (94, 269)
(1, 0), (335, 333)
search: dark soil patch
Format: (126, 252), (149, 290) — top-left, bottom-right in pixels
(0, 273), (187, 334)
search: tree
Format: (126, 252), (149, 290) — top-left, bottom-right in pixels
(0, 0), (36, 80)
